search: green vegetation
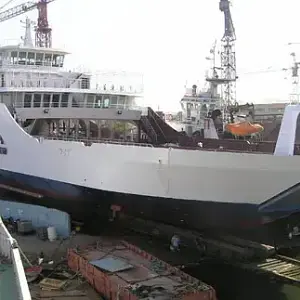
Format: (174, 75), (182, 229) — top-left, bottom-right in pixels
(112, 122), (134, 133)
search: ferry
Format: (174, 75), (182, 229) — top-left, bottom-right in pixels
(1, 16), (300, 234)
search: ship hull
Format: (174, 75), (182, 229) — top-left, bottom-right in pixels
(0, 168), (260, 229)
(0, 168), (300, 233)
(1, 104), (300, 232)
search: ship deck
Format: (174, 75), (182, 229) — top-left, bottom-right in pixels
(0, 264), (19, 300)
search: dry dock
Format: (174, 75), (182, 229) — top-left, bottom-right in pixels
(67, 238), (217, 300)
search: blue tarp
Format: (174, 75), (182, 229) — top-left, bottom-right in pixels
(0, 200), (71, 238)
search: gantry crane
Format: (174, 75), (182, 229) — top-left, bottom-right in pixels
(243, 46), (300, 104)
(0, 0), (56, 48)
(205, 0), (237, 121)
(219, 0), (237, 116)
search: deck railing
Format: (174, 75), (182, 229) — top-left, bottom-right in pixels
(1, 76), (144, 94)
(35, 136), (154, 148)
(0, 68), (144, 95)
(14, 100), (148, 114)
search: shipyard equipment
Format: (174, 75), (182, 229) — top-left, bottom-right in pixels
(0, 0), (56, 47)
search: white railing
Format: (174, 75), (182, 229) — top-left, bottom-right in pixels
(3, 76), (144, 95)
(0, 217), (31, 300)
(68, 103), (148, 113)
(36, 136), (153, 148)
(14, 99), (148, 114)
(0, 67), (144, 94)
(0, 62), (90, 74)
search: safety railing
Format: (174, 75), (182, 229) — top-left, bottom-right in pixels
(35, 135), (154, 148)
(140, 115), (158, 143)
(13, 100), (148, 114)
(69, 103), (148, 114)
(2, 77), (144, 94)
(0, 217), (31, 300)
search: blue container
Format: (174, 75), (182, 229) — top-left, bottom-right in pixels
(0, 200), (71, 238)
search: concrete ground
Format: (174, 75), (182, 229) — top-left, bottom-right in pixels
(13, 233), (100, 262)
(12, 233), (103, 300)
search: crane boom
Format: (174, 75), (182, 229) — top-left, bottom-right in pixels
(0, 1), (37, 23)
(219, 0), (235, 41)
(0, 0), (56, 48)
(0, 1), (54, 23)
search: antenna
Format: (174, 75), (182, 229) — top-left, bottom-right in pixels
(20, 17), (35, 47)
(289, 52), (300, 104)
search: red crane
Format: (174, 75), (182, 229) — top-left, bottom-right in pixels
(0, 0), (56, 48)
(35, 0), (54, 48)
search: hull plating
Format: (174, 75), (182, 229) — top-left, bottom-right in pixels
(1, 104), (300, 231)
(0, 169), (298, 231)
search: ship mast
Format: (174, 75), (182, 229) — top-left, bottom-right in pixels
(289, 51), (300, 104)
(21, 17), (35, 47)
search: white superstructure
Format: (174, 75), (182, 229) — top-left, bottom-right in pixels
(1, 16), (300, 231)
(180, 82), (222, 137)
(0, 19), (143, 142)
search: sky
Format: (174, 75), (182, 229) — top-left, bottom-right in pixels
(0, 0), (300, 111)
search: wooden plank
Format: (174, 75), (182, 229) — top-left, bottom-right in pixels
(39, 289), (87, 298)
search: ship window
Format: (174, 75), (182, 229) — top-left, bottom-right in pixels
(0, 147), (7, 155)
(33, 94), (42, 108)
(110, 96), (117, 106)
(36, 53), (44, 66)
(71, 97), (79, 107)
(52, 94), (60, 107)
(11, 51), (18, 64)
(61, 93), (69, 107)
(18, 52), (26, 65)
(104, 97), (110, 108)
(1, 52), (8, 64)
(95, 95), (103, 108)
(52, 54), (64, 67)
(27, 52), (35, 65)
(43, 94), (51, 107)
(54, 55), (64, 67)
(44, 53), (52, 66)
(87, 95), (94, 108)
(0, 52), (2, 66)
(118, 96), (125, 106)
(24, 93), (32, 108)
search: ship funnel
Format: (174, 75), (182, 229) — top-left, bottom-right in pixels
(192, 84), (197, 96)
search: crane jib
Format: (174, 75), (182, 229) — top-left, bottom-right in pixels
(0, 0), (56, 24)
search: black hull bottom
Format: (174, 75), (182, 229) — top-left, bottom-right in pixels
(0, 169), (299, 239)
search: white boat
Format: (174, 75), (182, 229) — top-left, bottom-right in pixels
(1, 17), (300, 234)
(2, 95), (300, 229)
